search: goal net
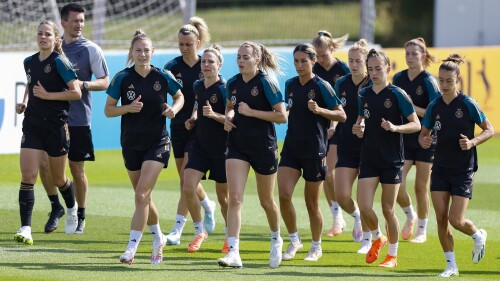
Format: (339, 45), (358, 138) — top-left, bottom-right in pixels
(0, 0), (183, 51)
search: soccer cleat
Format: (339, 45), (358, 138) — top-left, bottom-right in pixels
(166, 231), (181, 245)
(472, 229), (487, 264)
(221, 239), (230, 253)
(282, 241), (304, 261)
(366, 235), (387, 263)
(119, 249), (135, 265)
(357, 239), (372, 254)
(401, 217), (416, 240)
(203, 200), (217, 234)
(64, 203), (78, 234)
(217, 251), (243, 268)
(352, 221), (363, 242)
(44, 207), (65, 233)
(14, 226), (33, 245)
(304, 247), (323, 261)
(327, 214), (346, 237)
(269, 237), (283, 269)
(378, 254), (397, 268)
(439, 265), (459, 277)
(188, 231), (208, 253)
(74, 218), (86, 235)
(151, 234), (167, 264)
(410, 230), (427, 243)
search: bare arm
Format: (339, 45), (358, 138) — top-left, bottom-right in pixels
(79, 76), (110, 91)
(224, 100), (236, 132)
(381, 112), (421, 134)
(308, 100), (346, 122)
(33, 79), (82, 101)
(352, 116), (365, 138)
(238, 101), (287, 124)
(104, 95), (143, 117)
(459, 119), (494, 150)
(163, 90), (184, 119)
(16, 87), (29, 114)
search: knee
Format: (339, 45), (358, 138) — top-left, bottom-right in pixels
(260, 198), (275, 211)
(278, 190), (293, 205)
(448, 215), (464, 229)
(382, 206), (395, 219)
(182, 183), (196, 198)
(228, 195), (242, 208)
(135, 191), (150, 206)
(305, 198), (320, 213)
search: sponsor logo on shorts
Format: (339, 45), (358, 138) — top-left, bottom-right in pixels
(84, 153), (91, 159)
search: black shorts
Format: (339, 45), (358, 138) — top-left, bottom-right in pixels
(122, 137), (171, 171)
(328, 130), (339, 146)
(186, 144), (227, 183)
(226, 142), (278, 176)
(358, 163), (403, 184)
(68, 126), (95, 162)
(21, 115), (69, 157)
(279, 152), (326, 182)
(404, 144), (435, 163)
(170, 127), (195, 159)
(430, 170), (474, 199)
(336, 151), (360, 169)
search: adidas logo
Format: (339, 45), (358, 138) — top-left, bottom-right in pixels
(176, 221), (181, 224)
(395, 175), (400, 180)
(84, 153), (91, 159)
(364, 103), (368, 108)
(436, 114), (440, 119)
(27, 68), (31, 73)
(465, 188), (470, 193)
(128, 84), (134, 89)
(176, 73), (182, 78)
(270, 166), (275, 171)
(156, 154), (162, 159)
(151, 232), (156, 234)
(232, 90), (236, 94)
(131, 239), (137, 242)
(447, 260), (450, 263)
(317, 172), (322, 177)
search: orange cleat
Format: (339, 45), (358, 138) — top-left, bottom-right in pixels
(221, 238), (230, 253)
(378, 254), (397, 268)
(187, 231), (208, 253)
(366, 235), (388, 264)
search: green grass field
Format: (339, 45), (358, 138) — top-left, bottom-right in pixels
(1, 139), (499, 280)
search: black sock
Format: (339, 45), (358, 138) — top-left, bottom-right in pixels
(48, 194), (63, 211)
(77, 208), (86, 220)
(19, 183), (35, 227)
(58, 179), (76, 209)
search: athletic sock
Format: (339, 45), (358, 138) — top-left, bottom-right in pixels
(371, 226), (382, 240)
(126, 230), (142, 252)
(350, 209), (361, 223)
(471, 230), (485, 244)
(228, 236), (239, 252)
(148, 224), (162, 241)
(193, 221), (204, 235)
(444, 251), (457, 267)
(271, 230), (281, 240)
(311, 240), (321, 250)
(331, 201), (340, 216)
(362, 231), (372, 242)
(77, 208), (86, 220)
(58, 179), (76, 209)
(172, 214), (187, 234)
(200, 197), (211, 212)
(19, 183), (35, 227)
(417, 218), (428, 232)
(402, 205), (416, 220)
(387, 242), (398, 256)
(289, 232), (300, 243)
(48, 194), (63, 211)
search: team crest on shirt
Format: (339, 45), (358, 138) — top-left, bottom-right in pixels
(210, 94), (218, 104)
(455, 108), (463, 118)
(231, 95), (237, 105)
(434, 120), (442, 131)
(154, 81), (161, 91)
(364, 109), (370, 119)
(334, 74), (340, 83)
(340, 97), (346, 107)
(44, 64), (51, 73)
(251, 86), (259, 96)
(307, 90), (316, 99)
(127, 90), (136, 100)
(26, 74), (31, 84)
(384, 99), (392, 108)
(416, 86), (423, 95)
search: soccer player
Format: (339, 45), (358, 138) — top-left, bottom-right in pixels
(279, 43), (346, 262)
(105, 30), (184, 265)
(14, 20), (81, 245)
(183, 45), (229, 253)
(393, 38), (439, 243)
(353, 49), (420, 268)
(163, 17), (216, 245)
(332, 39), (373, 254)
(419, 54), (493, 277)
(217, 42), (286, 269)
(311, 30), (350, 237)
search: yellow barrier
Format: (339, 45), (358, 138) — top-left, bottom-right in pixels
(336, 46), (500, 133)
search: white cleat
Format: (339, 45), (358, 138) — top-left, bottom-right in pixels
(119, 249), (135, 265)
(282, 241), (304, 261)
(151, 234), (167, 264)
(166, 231), (181, 245)
(472, 229), (487, 264)
(204, 200), (217, 234)
(304, 247), (322, 261)
(64, 202), (78, 234)
(269, 237), (283, 269)
(439, 265), (459, 277)
(352, 221), (363, 242)
(327, 214), (346, 237)
(14, 226), (33, 245)
(357, 239), (372, 254)
(217, 250), (243, 268)
(410, 230), (427, 243)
